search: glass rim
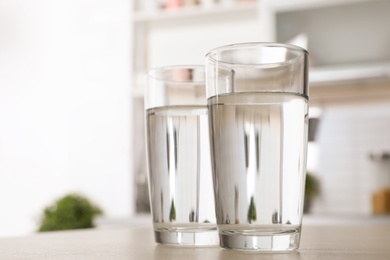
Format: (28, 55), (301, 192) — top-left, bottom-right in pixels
(147, 65), (205, 84)
(205, 42), (308, 67)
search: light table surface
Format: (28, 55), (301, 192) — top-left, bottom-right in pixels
(1, 221), (390, 259)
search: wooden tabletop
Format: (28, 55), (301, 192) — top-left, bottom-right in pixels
(1, 221), (390, 259)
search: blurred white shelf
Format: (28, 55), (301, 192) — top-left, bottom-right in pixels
(133, 2), (258, 23)
(310, 63), (390, 86)
(269, 0), (372, 12)
(309, 63), (390, 105)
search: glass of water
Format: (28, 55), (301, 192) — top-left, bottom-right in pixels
(145, 65), (218, 246)
(205, 43), (309, 251)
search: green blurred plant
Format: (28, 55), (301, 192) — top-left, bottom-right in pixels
(304, 172), (319, 213)
(38, 194), (103, 232)
(305, 172), (319, 199)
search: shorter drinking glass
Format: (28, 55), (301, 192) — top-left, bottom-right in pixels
(145, 65), (218, 246)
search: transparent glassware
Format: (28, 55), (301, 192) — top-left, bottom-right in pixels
(145, 65), (218, 246)
(205, 43), (309, 251)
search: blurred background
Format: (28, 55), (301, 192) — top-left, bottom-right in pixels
(1, 0), (390, 237)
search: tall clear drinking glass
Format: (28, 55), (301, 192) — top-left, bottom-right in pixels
(145, 65), (218, 246)
(205, 43), (309, 251)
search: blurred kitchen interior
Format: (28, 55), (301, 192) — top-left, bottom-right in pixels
(1, 0), (390, 238)
(132, 0), (390, 217)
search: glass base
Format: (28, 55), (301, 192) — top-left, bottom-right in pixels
(154, 226), (219, 246)
(219, 226), (301, 252)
